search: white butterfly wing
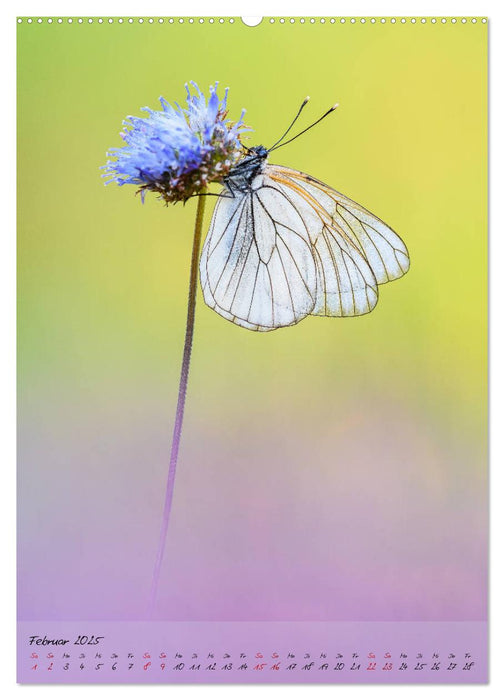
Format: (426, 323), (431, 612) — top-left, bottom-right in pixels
(271, 165), (410, 285)
(200, 165), (408, 331)
(265, 171), (379, 318)
(200, 175), (318, 331)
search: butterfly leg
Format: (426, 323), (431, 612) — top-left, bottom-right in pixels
(183, 190), (235, 205)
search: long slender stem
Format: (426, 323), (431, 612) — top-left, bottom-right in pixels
(149, 194), (206, 615)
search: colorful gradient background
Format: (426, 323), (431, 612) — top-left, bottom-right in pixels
(18, 18), (487, 622)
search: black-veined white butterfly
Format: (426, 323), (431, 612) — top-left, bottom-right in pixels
(200, 98), (410, 331)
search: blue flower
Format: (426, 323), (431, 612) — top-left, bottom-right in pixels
(103, 82), (248, 203)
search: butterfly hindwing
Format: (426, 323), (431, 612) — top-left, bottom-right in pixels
(264, 168), (380, 318)
(270, 165), (410, 285)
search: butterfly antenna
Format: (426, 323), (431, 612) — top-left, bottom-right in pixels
(267, 97), (311, 151)
(269, 103), (339, 152)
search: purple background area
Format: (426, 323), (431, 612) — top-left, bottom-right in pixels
(18, 395), (487, 622)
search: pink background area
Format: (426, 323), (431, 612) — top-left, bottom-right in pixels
(18, 384), (487, 621)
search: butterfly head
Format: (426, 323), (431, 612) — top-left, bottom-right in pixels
(238, 144), (269, 166)
(249, 145), (269, 159)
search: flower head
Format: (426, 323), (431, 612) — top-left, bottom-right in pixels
(103, 82), (248, 204)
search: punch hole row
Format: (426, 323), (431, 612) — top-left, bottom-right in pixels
(17, 17), (235, 24)
(266, 17), (486, 24)
(17, 17), (488, 25)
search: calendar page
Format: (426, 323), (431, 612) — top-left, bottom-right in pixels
(17, 14), (488, 684)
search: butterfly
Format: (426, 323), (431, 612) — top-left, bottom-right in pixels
(200, 98), (410, 331)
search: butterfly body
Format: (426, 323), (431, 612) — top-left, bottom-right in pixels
(200, 110), (410, 332)
(224, 145), (269, 193)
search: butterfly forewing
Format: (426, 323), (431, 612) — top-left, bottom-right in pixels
(200, 175), (318, 331)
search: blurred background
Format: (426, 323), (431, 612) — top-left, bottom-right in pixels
(17, 17), (487, 621)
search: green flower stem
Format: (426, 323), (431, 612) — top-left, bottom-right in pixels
(149, 194), (206, 615)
